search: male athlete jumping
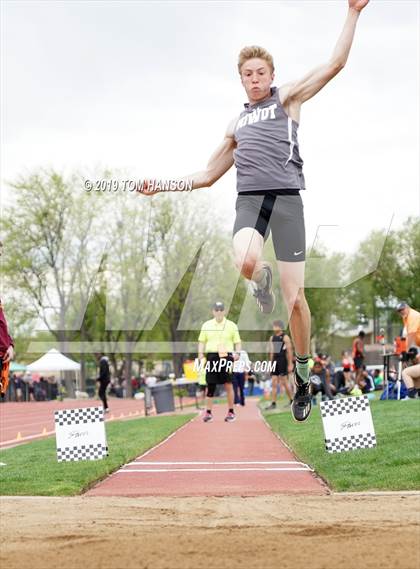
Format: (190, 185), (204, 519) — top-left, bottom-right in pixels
(139, 0), (370, 422)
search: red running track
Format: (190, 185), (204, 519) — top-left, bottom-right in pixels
(0, 398), (197, 448)
(87, 401), (327, 497)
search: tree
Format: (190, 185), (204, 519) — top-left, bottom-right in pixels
(344, 218), (420, 335)
(305, 247), (348, 351)
(143, 194), (240, 375)
(1, 169), (107, 394)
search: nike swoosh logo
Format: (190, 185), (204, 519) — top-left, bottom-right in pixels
(294, 251), (303, 256)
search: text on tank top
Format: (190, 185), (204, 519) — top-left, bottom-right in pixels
(233, 86), (306, 193)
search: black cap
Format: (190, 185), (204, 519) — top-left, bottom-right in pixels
(212, 301), (225, 311)
(396, 302), (408, 311)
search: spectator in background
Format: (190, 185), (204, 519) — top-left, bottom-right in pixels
(232, 349), (251, 406)
(24, 373), (35, 401)
(33, 378), (44, 401)
(396, 302), (420, 349)
(361, 366), (375, 393)
(333, 365), (353, 394)
(341, 350), (353, 370)
(13, 374), (24, 402)
(267, 320), (294, 410)
(402, 349), (420, 398)
(387, 367), (398, 384)
(39, 376), (48, 400)
(9, 372), (16, 400)
(121, 377), (127, 398)
(0, 243), (15, 396)
(322, 354), (335, 378)
(310, 359), (335, 401)
(138, 374), (146, 389)
(247, 367), (256, 396)
(108, 377), (118, 397)
(131, 375), (139, 394)
(335, 367), (360, 396)
(372, 368), (383, 390)
(98, 354), (111, 413)
(48, 375), (58, 400)
(352, 331), (366, 388)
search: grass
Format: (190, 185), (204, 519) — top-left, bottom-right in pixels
(263, 399), (420, 492)
(0, 413), (194, 496)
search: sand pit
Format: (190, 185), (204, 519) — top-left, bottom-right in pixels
(1, 494), (419, 569)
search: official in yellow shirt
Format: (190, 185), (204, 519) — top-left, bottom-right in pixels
(198, 301), (241, 423)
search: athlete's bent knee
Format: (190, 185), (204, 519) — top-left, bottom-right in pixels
(235, 255), (259, 279)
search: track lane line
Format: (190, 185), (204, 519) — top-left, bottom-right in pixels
(117, 467), (313, 473)
(126, 460), (308, 466)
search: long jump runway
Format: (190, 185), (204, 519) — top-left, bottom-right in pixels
(87, 401), (327, 497)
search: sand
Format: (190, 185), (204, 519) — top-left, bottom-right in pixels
(1, 493), (419, 569)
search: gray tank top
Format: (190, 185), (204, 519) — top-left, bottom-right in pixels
(233, 86), (306, 193)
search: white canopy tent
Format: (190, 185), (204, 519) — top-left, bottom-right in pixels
(27, 349), (81, 372)
(27, 349), (81, 394)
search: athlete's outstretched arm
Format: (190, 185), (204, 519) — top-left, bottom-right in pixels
(138, 118), (237, 195)
(281, 0), (369, 106)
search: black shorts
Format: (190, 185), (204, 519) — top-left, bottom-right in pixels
(271, 360), (288, 376)
(233, 191), (305, 262)
(354, 357), (364, 370)
(205, 352), (233, 385)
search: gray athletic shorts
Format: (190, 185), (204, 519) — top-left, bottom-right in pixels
(232, 191), (306, 262)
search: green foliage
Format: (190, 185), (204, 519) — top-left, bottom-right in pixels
(370, 218), (420, 308)
(1, 169), (108, 341)
(2, 167), (418, 371)
(304, 247), (348, 349)
(343, 218), (420, 326)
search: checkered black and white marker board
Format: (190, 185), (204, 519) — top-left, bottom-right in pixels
(54, 407), (108, 462)
(320, 396), (376, 454)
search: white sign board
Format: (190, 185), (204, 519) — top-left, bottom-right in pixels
(320, 396), (376, 453)
(54, 407), (108, 462)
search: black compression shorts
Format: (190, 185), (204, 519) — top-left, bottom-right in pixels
(232, 191), (305, 262)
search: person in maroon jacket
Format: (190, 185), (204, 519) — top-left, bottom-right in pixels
(0, 241), (15, 395)
(0, 299), (14, 361)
